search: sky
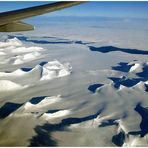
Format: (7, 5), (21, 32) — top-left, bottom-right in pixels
(0, 1), (148, 19)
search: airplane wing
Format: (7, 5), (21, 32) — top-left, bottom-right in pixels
(0, 1), (85, 32)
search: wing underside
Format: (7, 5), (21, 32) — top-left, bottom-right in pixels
(0, 21), (34, 32)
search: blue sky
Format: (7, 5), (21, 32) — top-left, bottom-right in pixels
(0, 1), (148, 19)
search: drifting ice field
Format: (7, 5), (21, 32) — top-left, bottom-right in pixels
(0, 17), (147, 146)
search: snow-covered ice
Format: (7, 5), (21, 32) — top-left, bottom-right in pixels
(0, 16), (147, 147)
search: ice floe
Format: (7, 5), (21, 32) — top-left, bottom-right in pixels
(41, 60), (72, 80)
(42, 109), (71, 120)
(24, 95), (62, 110)
(0, 38), (22, 48)
(0, 80), (27, 91)
(0, 38), (44, 65)
(0, 60), (72, 83)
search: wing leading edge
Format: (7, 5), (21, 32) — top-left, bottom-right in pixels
(0, 1), (85, 32)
